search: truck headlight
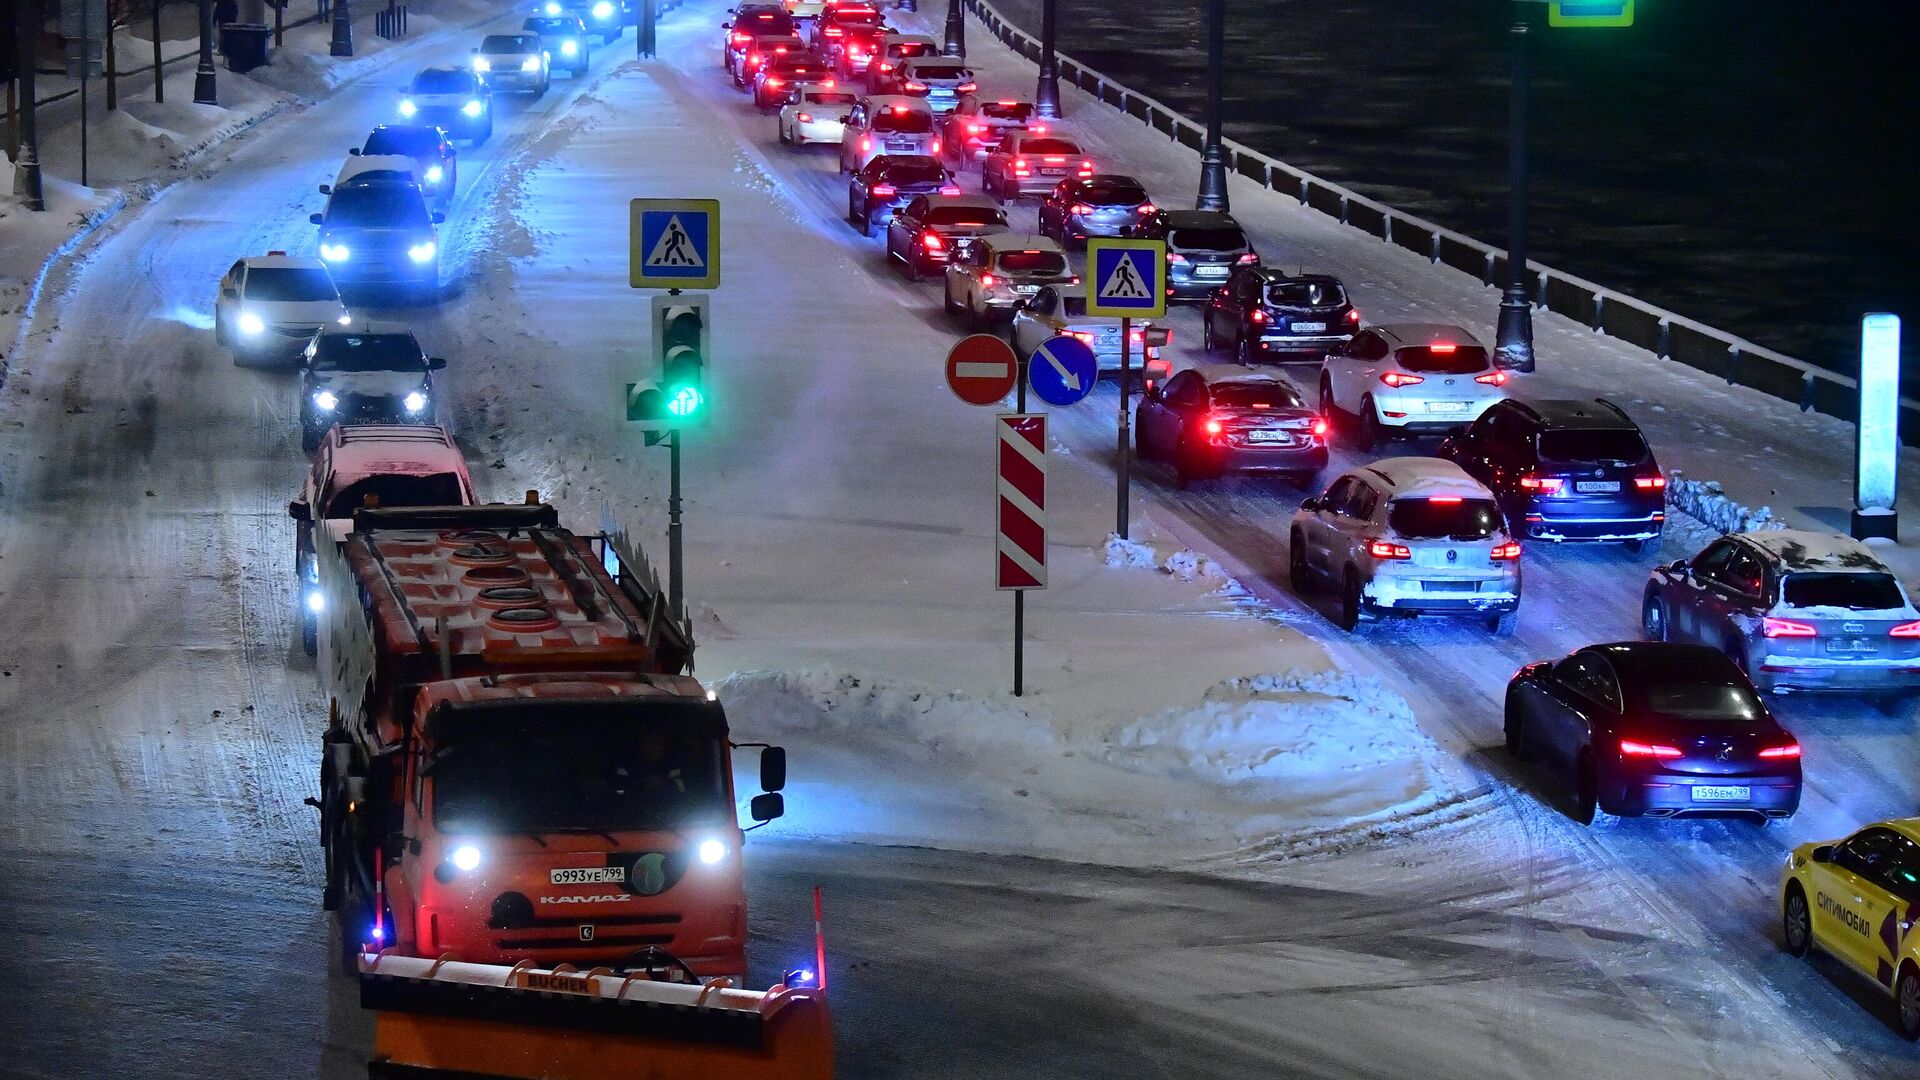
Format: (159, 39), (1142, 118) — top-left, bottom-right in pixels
(471, 55), (491, 72)
(313, 390), (339, 411)
(592, 1), (613, 18)
(424, 164), (444, 185)
(696, 838), (726, 866)
(521, 55), (542, 72)
(398, 98), (417, 117)
(461, 98), (485, 117)
(408, 241), (437, 263)
(404, 391), (428, 414)
(238, 311), (265, 336)
(320, 242), (350, 262)
(451, 844), (482, 872)
(560, 39), (578, 56)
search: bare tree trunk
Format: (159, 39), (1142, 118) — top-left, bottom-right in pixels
(106, 15), (118, 110)
(153, 0), (164, 102)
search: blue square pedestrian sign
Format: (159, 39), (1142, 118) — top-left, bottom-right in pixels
(1085, 238), (1166, 318)
(629, 198), (720, 290)
(1548, 1), (1632, 27)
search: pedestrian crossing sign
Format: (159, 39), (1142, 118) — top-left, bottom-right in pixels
(1085, 238), (1166, 318)
(629, 198), (720, 289)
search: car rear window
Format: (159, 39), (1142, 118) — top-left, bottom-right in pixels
(1641, 682), (1765, 723)
(1169, 226), (1246, 251)
(1387, 497), (1502, 540)
(1210, 383), (1305, 409)
(892, 41), (936, 57)
(1782, 572), (1906, 610)
(805, 91), (857, 106)
(327, 473), (464, 518)
(742, 10), (795, 31)
(874, 110), (934, 134)
(913, 65), (969, 80)
(925, 205), (1005, 226)
(523, 18), (576, 34)
(246, 268), (338, 302)
(481, 34), (538, 52)
(410, 70), (474, 94)
(1396, 344), (1491, 374)
(980, 101), (1033, 121)
(363, 128), (437, 156)
(1538, 428), (1648, 463)
(997, 250), (1067, 275)
(772, 56), (827, 73)
(1081, 181), (1146, 205)
(879, 158), (947, 185)
(1266, 281), (1345, 307)
(1019, 138), (1082, 156)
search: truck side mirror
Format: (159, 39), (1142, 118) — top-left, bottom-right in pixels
(760, 746), (786, 792)
(318, 183), (331, 194)
(288, 499), (311, 522)
(749, 792), (785, 822)
(309, 213), (325, 225)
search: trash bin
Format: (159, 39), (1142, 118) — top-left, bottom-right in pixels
(221, 23), (271, 73)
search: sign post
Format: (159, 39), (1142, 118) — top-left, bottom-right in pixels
(997, 412), (1046, 696)
(1086, 238), (1166, 540)
(1853, 313), (1902, 541)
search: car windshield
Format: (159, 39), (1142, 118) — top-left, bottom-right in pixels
(523, 18), (576, 34)
(312, 335), (424, 372)
(879, 158), (947, 185)
(362, 128), (438, 156)
(1267, 281), (1345, 307)
(432, 706), (731, 833)
(874, 110), (934, 134)
(481, 34), (538, 52)
(1020, 138), (1081, 156)
(805, 91), (857, 106)
(1169, 226), (1246, 251)
(1388, 497), (1502, 540)
(1081, 181), (1146, 205)
(1210, 382), (1305, 409)
(1641, 681), (1766, 723)
(997, 249), (1067, 275)
(1538, 428), (1650, 463)
(925, 205), (1003, 226)
(325, 473), (464, 518)
(980, 101), (1032, 121)
(410, 70), (473, 94)
(325, 184), (431, 226)
(245, 267), (337, 302)
(1782, 571), (1906, 610)
(1396, 344), (1491, 374)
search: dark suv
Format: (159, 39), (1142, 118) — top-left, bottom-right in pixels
(1203, 266), (1357, 361)
(1144, 209), (1257, 300)
(1037, 174), (1153, 247)
(1438, 398), (1665, 551)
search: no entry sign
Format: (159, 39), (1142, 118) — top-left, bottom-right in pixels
(996, 414), (1046, 590)
(946, 334), (1018, 406)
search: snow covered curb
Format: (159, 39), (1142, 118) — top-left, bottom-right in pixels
(1666, 474), (1787, 535)
(717, 665), (1474, 868)
(0, 178), (125, 381)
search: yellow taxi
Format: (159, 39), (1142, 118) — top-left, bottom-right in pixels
(1780, 817), (1920, 1039)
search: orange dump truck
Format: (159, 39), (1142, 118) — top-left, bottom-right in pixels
(312, 501), (788, 983)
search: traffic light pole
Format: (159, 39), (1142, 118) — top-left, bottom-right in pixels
(1116, 317), (1131, 539)
(668, 428), (683, 615)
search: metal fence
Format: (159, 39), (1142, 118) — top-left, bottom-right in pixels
(960, 0), (1919, 443)
(375, 4), (408, 39)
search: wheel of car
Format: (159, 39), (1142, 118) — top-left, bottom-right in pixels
(1641, 593), (1667, 641)
(1622, 537), (1650, 555)
(1172, 438), (1194, 490)
(1357, 396), (1383, 452)
(1318, 375), (1338, 424)
(1288, 531), (1310, 593)
(1201, 320), (1215, 355)
(1781, 882), (1812, 958)
(903, 253), (919, 281)
(779, 122), (792, 145)
(847, 195), (860, 227)
(861, 211), (875, 237)
(1898, 964), (1920, 1041)
(1488, 609), (1518, 637)
(944, 283), (962, 316)
(1876, 691), (1916, 717)
(1573, 752), (1599, 825)
(214, 311), (230, 347)
(988, 174), (1004, 204)
(1723, 635), (1750, 676)
(1503, 694), (1528, 759)
(1337, 569), (1362, 633)
(301, 612), (318, 657)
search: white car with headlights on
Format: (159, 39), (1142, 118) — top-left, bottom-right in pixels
(778, 82), (857, 147)
(214, 253), (350, 365)
(399, 67), (491, 144)
(471, 33), (550, 96)
(1289, 456), (1523, 635)
(298, 322), (448, 452)
(1319, 323), (1509, 450)
(352, 125), (457, 209)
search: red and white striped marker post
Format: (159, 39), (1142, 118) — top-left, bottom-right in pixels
(996, 413), (1046, 695)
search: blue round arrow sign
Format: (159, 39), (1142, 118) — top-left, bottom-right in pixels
(1028, 335), (1099, 407)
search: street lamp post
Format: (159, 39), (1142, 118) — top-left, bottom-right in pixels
(1033, 0), (1060, 118)
(943, 0), (965, 57)
(330, 0), (354, 57)
(1494, 21), (1535, 371)
(194, 0), (218, 103)
(1195, 0), (1228, 211)
(14, 0), (45, 211)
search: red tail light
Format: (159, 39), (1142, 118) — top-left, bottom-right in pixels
(732, 32), (751, 43)
(1166, 252), (1187, 263)
(1620, 739), (1682, 758)
(1475, 371), (1508, 386)
(1891, 621), (1920, 637)
(1519, 476), (1563, 492)
(979, 273), (995, 287)
(1069, 203), (1092, 215)
(1068, 330), (1095, 344)
(1043, 156), (1066, 164)
(1137, 202), (1156, 215)
(1310, 417), (1328, 438)
(869, 183), (896, 196)
(766, 77), (784, 88)
(1346, 309), (1360, 324)
(1077, 163), (1094, 175)
(796, 112), (814, 123)
(1012, 159), (1030, 176)
(878, 62), (892, 71)
(904, 80), (927, 92)
(958, 82), (978, 92)
(1429, 496), (1462, 504)
(1368, 540), (1412, 560)
(930, 139), (942, 154)
(1380, 371), (1424, 388)
(1491, 542), (1522, 561)
(921, 232), (944, 250)
(939, 184), (961, 195)
(1634, 476), (1668, 490)
(824, 26), (842, 35)
(1758, 744), (1803, 759)
(1430, 342), (1457, 353)
(966, 123), (984, 134)
(1128, 329), (1145, 344)
(1237, 252), (1258, 264)
(1763, 617), (1817, 638)
(1250, 309), (1268, 324)
(860, 136), (871, 152)
(1203, 417), (1224, 439)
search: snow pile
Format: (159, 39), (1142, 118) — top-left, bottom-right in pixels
(716, 666), (1471, 867)
(1102, 532), (1157, 568)
(1667, 474), (1786, 535)
(1162, 547), (1229, 583)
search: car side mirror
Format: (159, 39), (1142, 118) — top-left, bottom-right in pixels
(288, 499), (311, 522)
(431, 211), (446, 224)
(840, 113), (852, 123)
(309, 213), (325, 225)
(347, 147), (361, 156)
(760, 746), (786, 792)
(221, 286), (239, 299)
(317, 183), (331, 194)
(470, 46), (479, 52)
(1300, 497), (1322, 512)
(749, 792), (785, 823)
(428, 357), (448, 370)
(1810, 845), (1833, 864)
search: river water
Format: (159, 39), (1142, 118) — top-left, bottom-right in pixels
(987, 0), (1919, 386)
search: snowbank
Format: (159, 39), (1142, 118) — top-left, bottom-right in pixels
(717, 666), (1474, 868)
(1666, 474), (1787, 535)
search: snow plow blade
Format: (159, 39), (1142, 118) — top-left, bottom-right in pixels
(359, 955), (833, 1080)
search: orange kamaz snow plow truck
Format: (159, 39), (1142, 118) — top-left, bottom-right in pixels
(310, 499), (791, 987)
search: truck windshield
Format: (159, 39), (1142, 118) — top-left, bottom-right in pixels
(432, 708), (730, 833)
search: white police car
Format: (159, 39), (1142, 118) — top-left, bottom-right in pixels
(214, 252), (350, 364)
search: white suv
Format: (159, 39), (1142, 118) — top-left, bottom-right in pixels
(1288, 456), (1522, 635)
(1318, 323), (1508, 450)
(839, 96), (938, 173)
